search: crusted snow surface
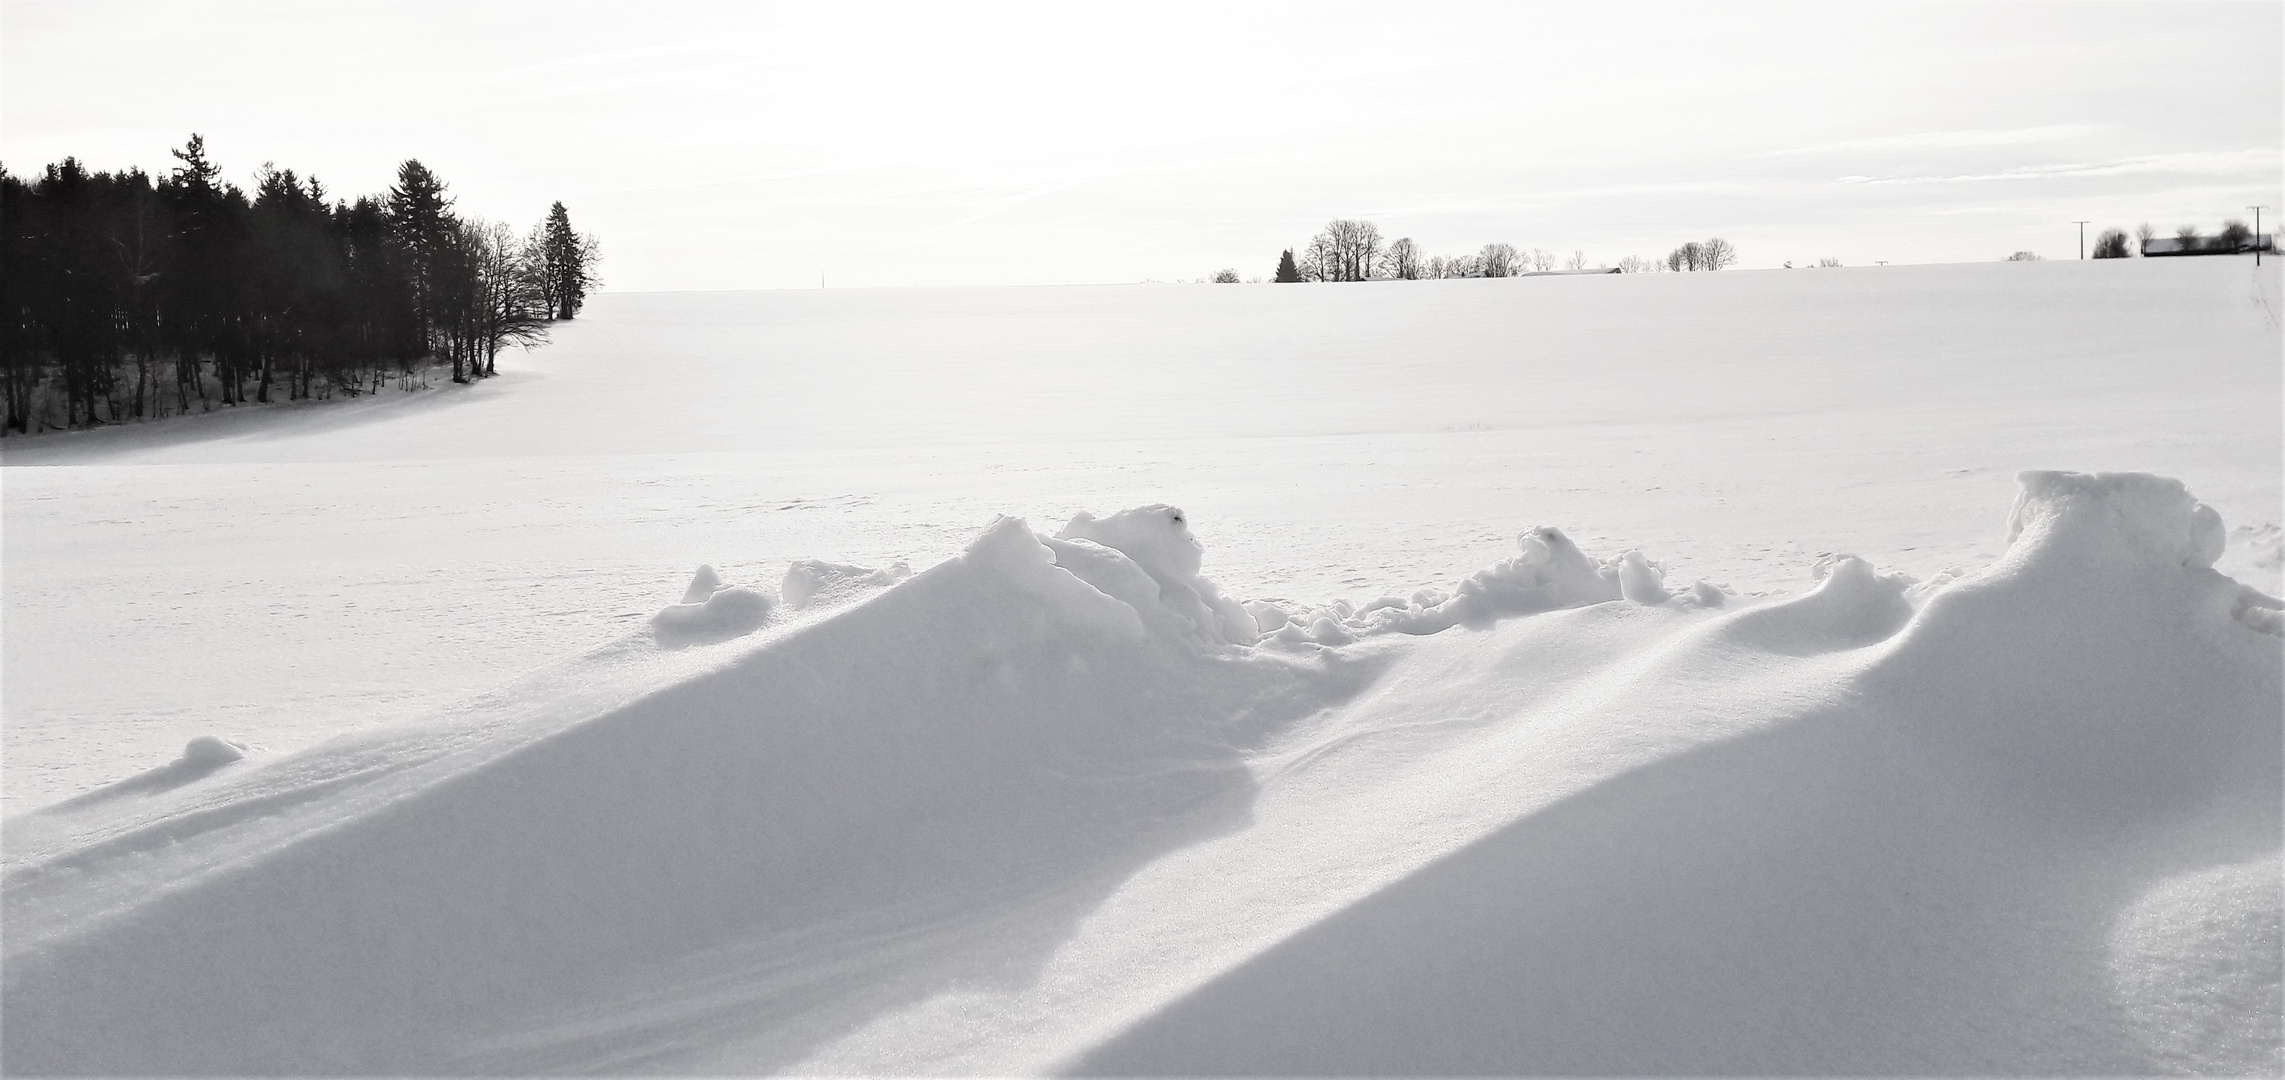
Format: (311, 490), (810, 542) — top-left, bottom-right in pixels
(2, 473), (2280, 1075)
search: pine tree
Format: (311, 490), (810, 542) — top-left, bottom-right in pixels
(168, 133), (222, 193)
(1274, 248), (1303, 283)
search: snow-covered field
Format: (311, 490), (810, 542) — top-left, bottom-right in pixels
(3, 258), (2280, 1073)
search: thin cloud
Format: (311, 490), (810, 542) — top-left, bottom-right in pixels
(1767, 125), (2104, 156)
(928, 178), (1098, 232)
(1839, 148), (2281, 185)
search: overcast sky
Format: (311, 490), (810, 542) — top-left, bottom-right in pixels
(6, 0), (2278, 289)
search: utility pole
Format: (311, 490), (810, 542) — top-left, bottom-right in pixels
(2074, 221), (2090, 259)
(2252, 206), (2270, 266)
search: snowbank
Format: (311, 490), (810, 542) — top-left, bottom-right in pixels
(4, 474), (2277, 1075)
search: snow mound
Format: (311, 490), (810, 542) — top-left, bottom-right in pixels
(1055, 505), (1257, 645)
(178, 734), (246, 767)
(651, 565), (774, 647)
(1308, 526), (1705, 638)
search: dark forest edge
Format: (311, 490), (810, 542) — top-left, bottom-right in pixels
(1, 135), (599, 436)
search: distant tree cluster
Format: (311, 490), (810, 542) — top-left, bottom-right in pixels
(1663, 238), (1738, 272)
(1259, 219), (1714, 283)
(1, 135), (599, 434)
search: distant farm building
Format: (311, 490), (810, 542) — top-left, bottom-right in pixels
(2142, 234), (2276, 257)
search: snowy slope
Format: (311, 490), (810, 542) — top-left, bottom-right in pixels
(3, 472), (2279, 1074)
(4, 258), (2278, 813)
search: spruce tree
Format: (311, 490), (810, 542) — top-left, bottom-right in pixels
(387, 160), (455, 374)
(540, 201), (591, 319)
(1274, 248), (1303, 283)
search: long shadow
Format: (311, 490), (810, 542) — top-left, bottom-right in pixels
(40, 739), (247, 812)
(1073, 653), (2283, 1075)
(0, 376), (495, 466)
(0, 561), (1391, 1076)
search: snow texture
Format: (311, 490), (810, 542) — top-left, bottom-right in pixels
(780, 558), (909, 610)
(3, 472), (2278, 1075)
(3, 260), (2279, 1073)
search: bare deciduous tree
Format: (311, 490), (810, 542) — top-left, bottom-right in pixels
(1565, 249), (1587, 271)
(1478, 242), (1520, 277)
(461, 217), (550, 377)
(1211, 268), (1241, 283)
(1531, 247), (1554, 272)
(1380, 237), (1424, 280)
(1703, 237), (1737, 270)
(1303, 234), (1338, 281)
(1305, 219), (1383, 281)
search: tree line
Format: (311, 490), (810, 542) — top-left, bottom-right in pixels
(1, 134), (599, 434)
(2092, 219), (2261, 259)
(1211, 219), (1737, 283)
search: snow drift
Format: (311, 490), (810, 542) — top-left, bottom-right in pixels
(1076, 471), (2281, 1076)
(3, 473), (2278, 1075)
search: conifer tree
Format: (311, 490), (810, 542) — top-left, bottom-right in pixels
(387, 159), (456, 374)
(168, 133), (222, 192)
(1274, 248), (1303, 283)
(539, 201), (594, 320)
